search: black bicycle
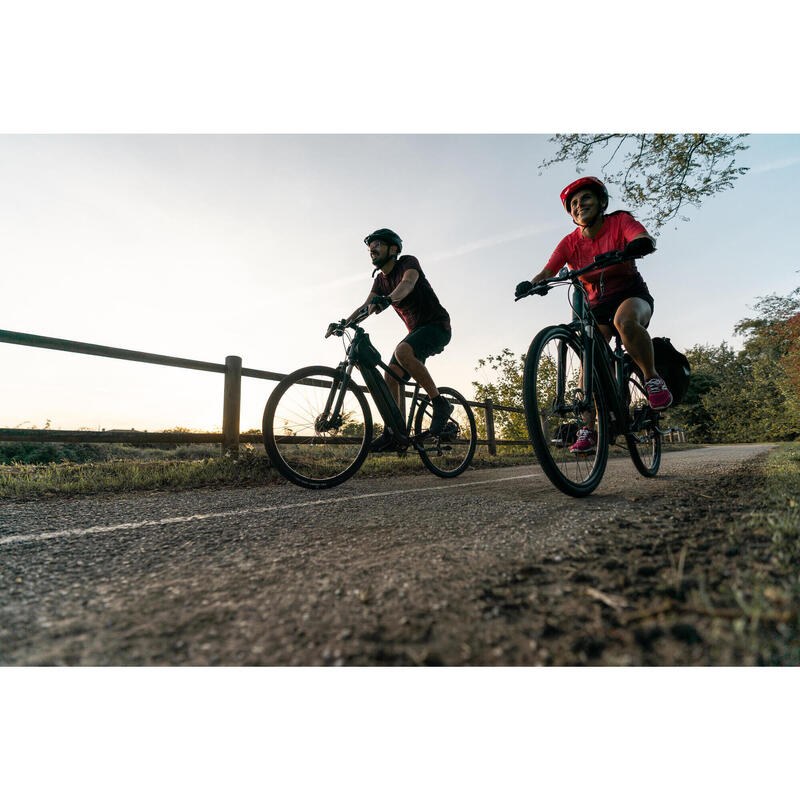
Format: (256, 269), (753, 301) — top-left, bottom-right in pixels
(262, 306), (476, 489)
(516, 251), (663, 497)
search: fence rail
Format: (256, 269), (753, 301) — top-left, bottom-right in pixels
(1, 328), (529, 455)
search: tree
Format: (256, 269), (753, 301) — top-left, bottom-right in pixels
(540, 134), (749, 231)
(734, 288), (800, 439)
(669, 289), (800, 443)
(472, 348), (528, 440)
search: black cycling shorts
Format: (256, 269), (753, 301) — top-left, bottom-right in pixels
(590, 289), (654, 328)
(388, 322), (451, 381)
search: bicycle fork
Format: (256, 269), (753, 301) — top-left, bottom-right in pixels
(550, 329), (592, 419)
(315, 362), (355, 433)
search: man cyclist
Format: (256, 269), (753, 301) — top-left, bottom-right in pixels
(515, 176), (671, 455)
(345, 228), (453, 451)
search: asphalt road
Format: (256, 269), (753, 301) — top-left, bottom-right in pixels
(0, 444), (771, 665)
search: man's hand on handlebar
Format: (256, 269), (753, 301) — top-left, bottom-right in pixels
(325, 320), (347, 338)
(369, 295), (392, 313)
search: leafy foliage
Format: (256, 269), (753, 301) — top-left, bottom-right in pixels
(667, 289), (800, 442)
(472, 348), (528, 440)
(541, 134), (749, 231)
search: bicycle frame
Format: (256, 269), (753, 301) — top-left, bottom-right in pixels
(527, 259), (647, 441)
(325, 321), (428, 448)
(568, 310), (631, 441)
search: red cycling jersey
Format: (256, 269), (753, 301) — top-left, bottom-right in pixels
(543, 211), (650, 307)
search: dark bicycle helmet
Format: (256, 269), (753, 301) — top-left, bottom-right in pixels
(364, 228), (403, 253)
(560, 176), (609, 214)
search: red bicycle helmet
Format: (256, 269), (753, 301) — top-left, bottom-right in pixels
(560, 176), (608, 214)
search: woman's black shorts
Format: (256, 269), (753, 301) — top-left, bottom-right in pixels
(590, 289), (654, 327)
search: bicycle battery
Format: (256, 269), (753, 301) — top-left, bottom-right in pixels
(352, 334), (382, 368)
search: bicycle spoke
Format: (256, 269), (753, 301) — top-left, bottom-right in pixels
(414, 387), (476, 477)
(263, 367), (372, 488)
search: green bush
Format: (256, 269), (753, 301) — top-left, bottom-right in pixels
(0, 441), (220, 465)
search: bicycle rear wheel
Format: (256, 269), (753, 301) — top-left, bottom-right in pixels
(263, 365), (372, 489)
(414, 387), (477, 477)
(523, 326), (609, 497)
(625, 372), (662, 477)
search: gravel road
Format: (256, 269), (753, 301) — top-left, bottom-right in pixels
(0, 444), (773, 665)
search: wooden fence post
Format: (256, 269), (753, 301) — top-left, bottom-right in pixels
(222, 355), (242, 456)
(485, 397), (496, 456)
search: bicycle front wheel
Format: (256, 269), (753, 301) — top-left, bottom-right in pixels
(523, 326), (609, 497)
(414, 387), (477, 478)
(625, 372), (662, 477)
(263, 365), (372, 489)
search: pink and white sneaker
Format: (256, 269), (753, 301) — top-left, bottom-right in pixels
(645, 376), (673, 411)
(569, 427), (597, 454)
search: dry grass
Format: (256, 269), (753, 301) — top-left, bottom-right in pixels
(0, 440), (703, 501)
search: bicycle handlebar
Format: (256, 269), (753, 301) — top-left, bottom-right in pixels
(325, 305), (371, 338)
(514, 249), (627, 302)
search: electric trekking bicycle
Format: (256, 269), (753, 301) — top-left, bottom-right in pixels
(516, 250), (664, 498)
(262, 306), (476, 489)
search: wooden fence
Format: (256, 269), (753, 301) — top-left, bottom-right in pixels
(0, 328), (685, 456)
(0, 328), (528, 456)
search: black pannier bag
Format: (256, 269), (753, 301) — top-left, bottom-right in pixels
(632, 337), (691, 406)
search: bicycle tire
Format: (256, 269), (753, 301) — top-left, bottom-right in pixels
(522, 326), (609, 497)
(625, 372), (662, 477)
(263, 365), (372, 489)
(413, 386), (477, 478)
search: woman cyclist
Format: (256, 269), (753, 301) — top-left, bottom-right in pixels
(516, 176), (672, 454)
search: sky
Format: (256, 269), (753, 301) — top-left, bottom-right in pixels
(3, 3), (799, 792)
(1, 133), (798, 432)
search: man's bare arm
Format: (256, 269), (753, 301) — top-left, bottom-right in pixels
(345, 292), (378, 323)
(388, 269), (419, 304)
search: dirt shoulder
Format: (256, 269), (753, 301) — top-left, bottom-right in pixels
(453, 445), (799, 666)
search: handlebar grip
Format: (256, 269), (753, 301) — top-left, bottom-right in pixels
(325, 319), (347, 338)
(514, 282), (549, 301)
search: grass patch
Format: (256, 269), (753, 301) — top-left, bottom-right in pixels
(0, 440), (221, 465)
(0, 455), (274, 500)
(0, 446), (537, 501)
(725, 442), (800, 663)
(0, 440), (703, 501)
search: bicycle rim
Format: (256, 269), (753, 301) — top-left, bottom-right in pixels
(263, 366), (372, 489)
(625, 374), (662, 477)
(414, 387), (477, 477)
(523, 327), (609, 497)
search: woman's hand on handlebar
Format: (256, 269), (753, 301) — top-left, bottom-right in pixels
(514, 279), (549, 300)
(621, 237), (655, 259)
